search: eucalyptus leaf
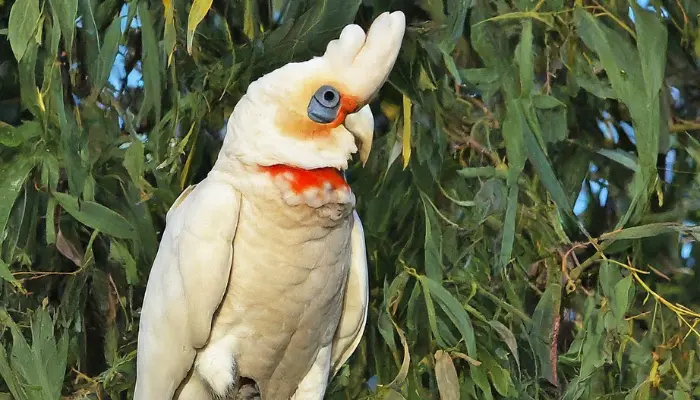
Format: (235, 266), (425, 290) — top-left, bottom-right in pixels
(187, 0), (213, 53)
(0, 155), (35, 251)
(7, 0), (40, 62)
(48, 0), (78, 59)
(138, 2), (162, 122)
(0, 0), (698, 398)
(52, 192), (136, 239)
(434, 350), (460, 400)
(90, 17), (122, 94)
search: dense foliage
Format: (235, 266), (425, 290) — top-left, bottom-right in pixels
(1, 0), (700, 398)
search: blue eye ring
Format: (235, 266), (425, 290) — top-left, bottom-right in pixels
(308, 85), (341, 123)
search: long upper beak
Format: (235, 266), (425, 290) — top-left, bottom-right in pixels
(344, 105), (374, 166)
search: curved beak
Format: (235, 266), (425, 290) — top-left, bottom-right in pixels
(344, 105), (374, 166)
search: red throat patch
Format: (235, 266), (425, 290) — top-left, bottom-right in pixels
(261, 165), (349, 194)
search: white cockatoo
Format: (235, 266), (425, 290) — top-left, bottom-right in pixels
(134, 11), (406, 400)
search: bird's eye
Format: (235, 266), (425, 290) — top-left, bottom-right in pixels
(308, 85), (341, 124)
(315, 86), (340, 108)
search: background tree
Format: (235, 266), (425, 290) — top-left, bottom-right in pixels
(1, 0), (700, 398)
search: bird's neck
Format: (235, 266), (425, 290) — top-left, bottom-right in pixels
(259, 165), (349, 194)
(210, 156), (356, 210)
(260, 164), (354, 209)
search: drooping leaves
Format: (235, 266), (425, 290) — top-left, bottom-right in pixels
(0, 1), (699, 399)
(52, 192), (136, 239)
(48, 0), (79, 59)
(7, 0), (41, 62)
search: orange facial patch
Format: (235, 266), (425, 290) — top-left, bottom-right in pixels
(273, 79), (359, 140)
(262, 165), (349, 194)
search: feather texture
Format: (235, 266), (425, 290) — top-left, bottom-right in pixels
(135, 174), (242, 399)
(135, 11), (405, 400)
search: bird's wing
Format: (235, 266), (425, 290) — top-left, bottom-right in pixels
(330, 210), (370, 378)
(135, 176), (241, 399)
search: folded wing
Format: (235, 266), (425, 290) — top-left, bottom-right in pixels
(134, 176), (241, 399)
(330, 210), (370, 378)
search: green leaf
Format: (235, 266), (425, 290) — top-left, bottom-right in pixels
(123, 139), (145, 186)
(260, 0), (362, 71)
(480, 350), (514, 396)
(91, 17), (122, 94)
(461, 68), (502, 100)
(632, 2), (667, 101)
(46, 12), (61, 62)
(0, 308), (68, 400)
(522, 109), (574, 216)
(488, 320), (520, 369)
(45, 197), (57, 245)
(420, 192), (443, 280)
(631, 1), (667, 202)
(673, 390), (691, 400)
(163, 0), (176, 64)
(612, 275), (634, 321)
(596, 149), (639, 172)
(420, 276), (448, 348)
(536, 105), (568, 144)
(109, 240), (138, 284)
(138, 2), (162, 123)
(41, 152), (60, 192)
(470, 364), (494, 400)
(0, 155), (35, 250)
(515, 19), (534, 95)
(441, 51), (462, 86)
(532, 94), (565, 109)
(57, 101), (87, 198)
(187, 0), (213, 53)
(599, 261), (622, 300)
(470, 0), (512, 74)
(378, 309), (398, 357)
(0, 122), (21, 147)
(420, 275), (477, 357)
(457, 166), (496, 178)
(77, 0), (100, 78)
(18, 41), (40, 116)
(600, 222), (684, 241)
(573, 8), (641, 105)
(530, 282), (561, 385)
(0, 338), (28, 399)
(378, 387), (407, 400)
(499, 102), (526, 268)
(242, 0), (260, 41)
(48, 0), (78, 59)
(440, 0), (470, 50)
(384, 314), (410, 390)
(104, 324), (118, 367)
(571, 53), (616, 99)
(0, 261), (20, 288)
(52, 192), (136, 239)
(7, 0), (41, 62)
(574, 6), (665, 224)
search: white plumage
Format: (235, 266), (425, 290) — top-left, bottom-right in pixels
(134, 11), (405, 400)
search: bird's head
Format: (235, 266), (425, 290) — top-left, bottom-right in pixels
(220, 11), (405, 173)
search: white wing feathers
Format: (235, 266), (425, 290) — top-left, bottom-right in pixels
(135, 176), (241, 400)
(330, 211), (370, 378)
